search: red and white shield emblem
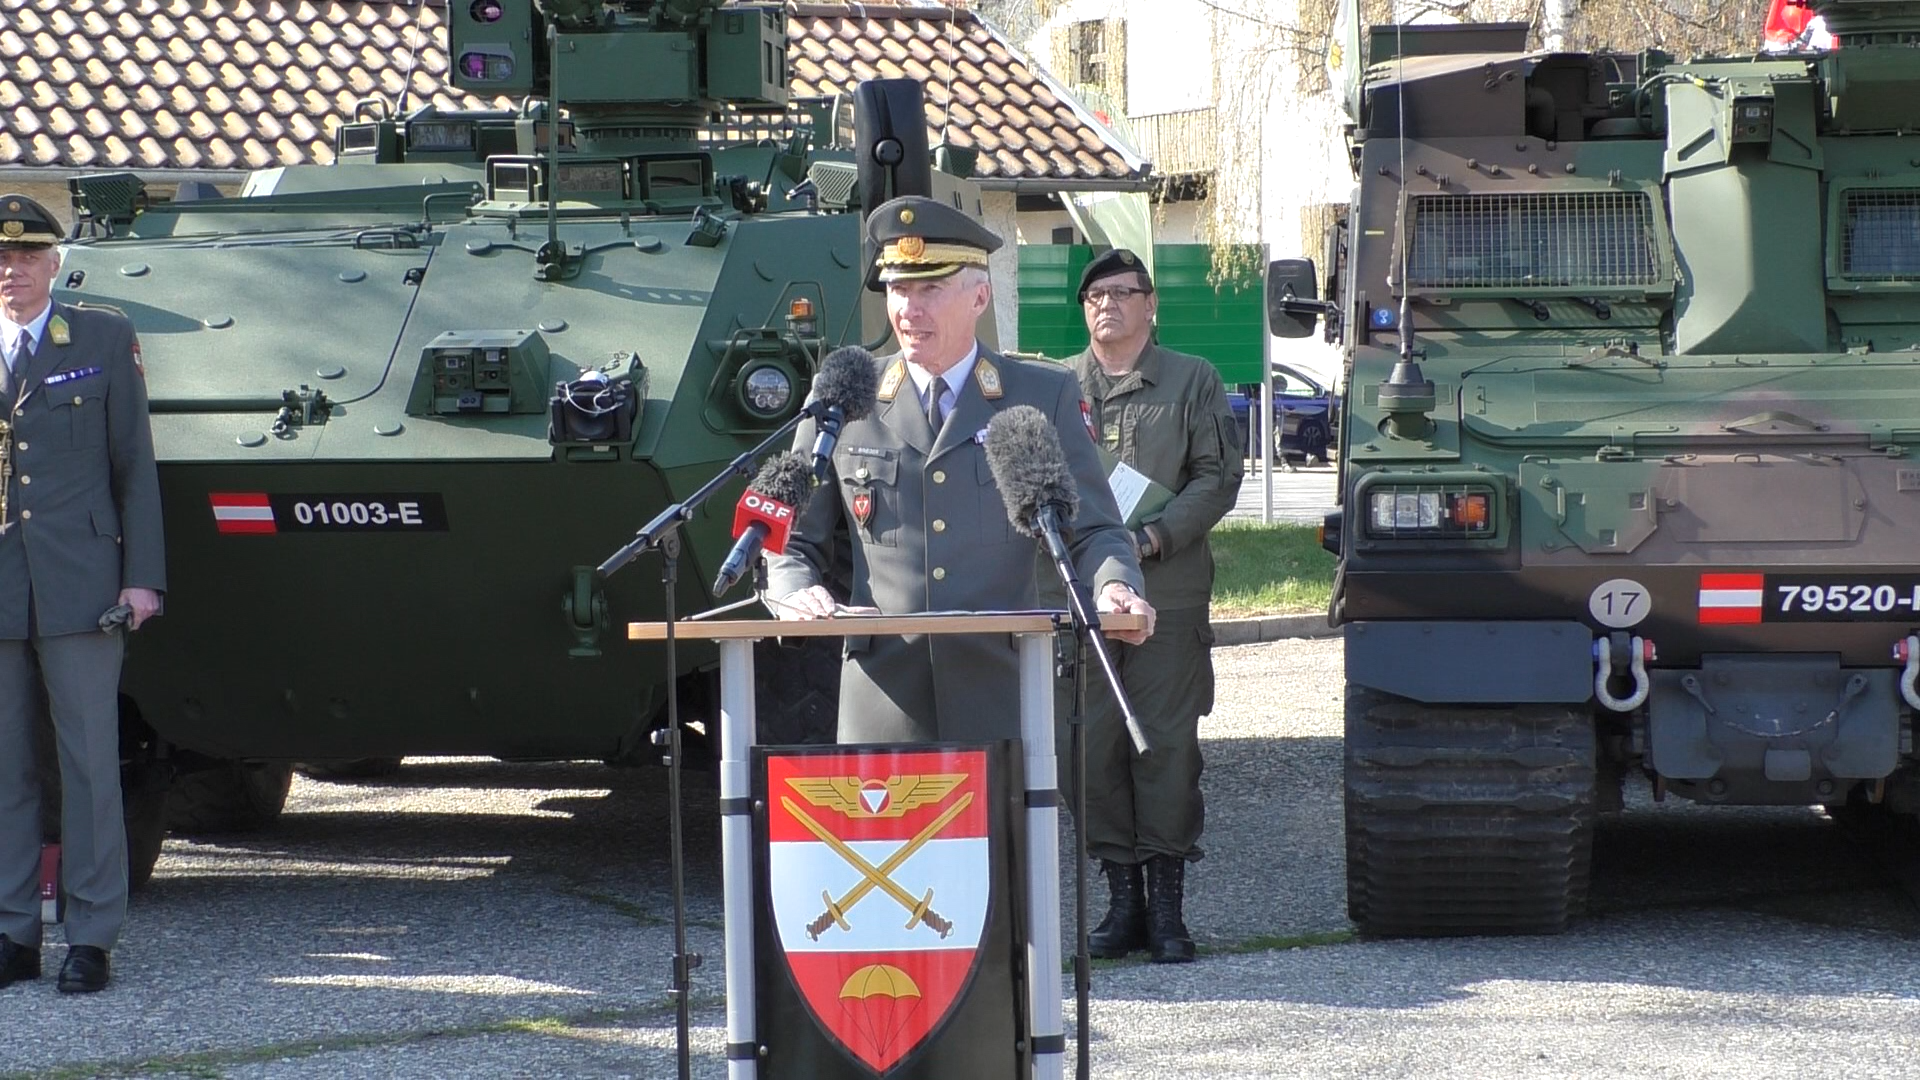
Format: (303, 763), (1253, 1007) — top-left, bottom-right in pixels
(851, 490), (874, 530)
(768, 749), (990, 1074)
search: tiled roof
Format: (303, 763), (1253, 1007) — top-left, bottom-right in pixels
(0, 0), (1147, 186)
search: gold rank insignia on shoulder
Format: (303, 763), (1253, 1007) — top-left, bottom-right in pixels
(47, 316), (69, 346)
(877, 360), (906, 402)
(974, 358), (1003, 399)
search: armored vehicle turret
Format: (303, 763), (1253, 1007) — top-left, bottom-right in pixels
(1276, 0), (1920, 935)
(52, 1), (980, 880)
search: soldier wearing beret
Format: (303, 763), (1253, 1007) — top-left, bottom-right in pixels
(0, 194), (165, 993)
(1065, 248), (1243, 964)
(768, 195), (1155, 743)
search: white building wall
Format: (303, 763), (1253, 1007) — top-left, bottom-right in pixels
(981, 190), (1024, 350)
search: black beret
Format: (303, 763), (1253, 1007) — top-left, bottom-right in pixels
(1077, 247), (1152, 302)
(0, 194), (61, 248)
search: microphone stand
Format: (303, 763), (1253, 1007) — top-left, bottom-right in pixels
(594, 402), (832, 1080)
(1056, 624), (1093, 1079)
(1036, 505), (1148, 755)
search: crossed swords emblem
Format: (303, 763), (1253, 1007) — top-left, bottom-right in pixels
(784, 791), (975, 941)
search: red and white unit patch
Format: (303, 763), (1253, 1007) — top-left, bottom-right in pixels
(1698, 572), (1764, 624)
(767, 749), (989, 1074)
(208, 493), (276, 534)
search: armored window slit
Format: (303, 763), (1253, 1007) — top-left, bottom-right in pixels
(1404, 191), (1664, 291)
(1840, 188), (1920, 282)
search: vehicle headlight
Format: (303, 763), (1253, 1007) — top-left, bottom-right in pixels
(739, 362), (794, 418)
(1365, 485), (1493, 538)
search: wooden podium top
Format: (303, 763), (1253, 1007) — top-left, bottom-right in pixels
(626, 611), (1148, 641)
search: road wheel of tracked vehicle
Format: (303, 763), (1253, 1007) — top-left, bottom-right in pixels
(296, 758), (404, 782)
(1344, 685), (1596, 936)
(167, 762), (294, 836)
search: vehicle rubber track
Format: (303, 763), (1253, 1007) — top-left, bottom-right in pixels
(1345, 686), (1596, 936)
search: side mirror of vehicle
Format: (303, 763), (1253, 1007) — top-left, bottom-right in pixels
(1267, 258), (1334, 339)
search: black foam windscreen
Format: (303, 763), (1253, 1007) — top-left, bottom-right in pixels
(750, 450), (817, 508)
(811, 347), (880, 422)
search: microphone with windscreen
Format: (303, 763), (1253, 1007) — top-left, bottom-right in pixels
(805, 347), (880, 482)
(985, 405), (1147, 754)
(711, 451), (816, 597)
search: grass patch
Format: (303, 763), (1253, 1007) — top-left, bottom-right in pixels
(1208, 522), (1336, 619)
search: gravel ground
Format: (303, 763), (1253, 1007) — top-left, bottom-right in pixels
(7, 637), (1920, 1079)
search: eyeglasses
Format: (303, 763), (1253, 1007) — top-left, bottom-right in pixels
(1083, 286), (1151, 306)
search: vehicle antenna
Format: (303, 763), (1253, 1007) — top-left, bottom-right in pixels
(1377, 5), (1436, 439)
(939, 2), (959, 150)
(543, 22), (563, 278)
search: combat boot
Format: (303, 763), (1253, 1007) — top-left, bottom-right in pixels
(1087, 859), (1148, 959)
(1145, 855), (1195, 964)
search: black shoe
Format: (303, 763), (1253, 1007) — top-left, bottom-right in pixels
(57, 946), (109, 994)
(0, 935), (39, 988)
(1145, 855), (1196, 964)
(1088, 860), (1149, 959)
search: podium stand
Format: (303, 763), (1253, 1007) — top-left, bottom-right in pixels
(629, 612), (1144, 1079)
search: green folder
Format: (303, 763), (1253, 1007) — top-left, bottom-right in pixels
(1095, 447), (1177, 529)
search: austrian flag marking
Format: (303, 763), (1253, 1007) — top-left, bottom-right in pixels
(208, 493), (276, 534)
(1698, 572), (1764, 624)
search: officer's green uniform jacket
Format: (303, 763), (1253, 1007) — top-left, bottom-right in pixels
(0, 302), (165, 638)
(768, 346), (1144, 744)
(1069, 342), (1243, 609)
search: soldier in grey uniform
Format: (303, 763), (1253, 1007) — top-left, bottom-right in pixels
(0, 194), (165, 994)
(768, 196), (1154, 744)
(1065, 249), (1243, 964)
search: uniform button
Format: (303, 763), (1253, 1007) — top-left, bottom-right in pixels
(932, 567), (946, 581)
(16, 475), (26, 485)
(72, 396), (82, 406)
(932, 470), (946, 484)
(855, 467), (871, 481)
(932, 519), (946, 532)
(14, 442), (24, 451)
(19, 510), (29, 521)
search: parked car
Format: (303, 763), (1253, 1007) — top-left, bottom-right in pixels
(1227, 362), (1339, 464)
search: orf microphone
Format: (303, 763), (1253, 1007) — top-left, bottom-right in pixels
(806, 346), (880, 481)
(711, 452), (816, 596)
(983, 404), (1080, 565)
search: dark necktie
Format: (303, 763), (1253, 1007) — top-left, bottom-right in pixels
(925, 376), (950, 432)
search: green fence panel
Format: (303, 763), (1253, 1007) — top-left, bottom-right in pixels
(1015, 244), (1265, 384)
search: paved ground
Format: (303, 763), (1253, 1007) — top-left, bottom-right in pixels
(1223, 459), (1336, 526)
(8, 637), (1920, 1078)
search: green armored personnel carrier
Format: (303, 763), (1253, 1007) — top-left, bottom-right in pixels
(1273, 0), (1920, 935)
(53, 0), (973, 882)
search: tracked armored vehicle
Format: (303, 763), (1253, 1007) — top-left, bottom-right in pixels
(52, 0), (972, 881)
(1272, 0), (1920, 935)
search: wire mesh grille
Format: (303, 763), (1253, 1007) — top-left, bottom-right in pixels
(1841, 189), (1920, 281)
(1406, 192), (1664, 290)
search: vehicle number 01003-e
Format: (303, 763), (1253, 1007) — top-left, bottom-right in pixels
(269, 493), (450, 532)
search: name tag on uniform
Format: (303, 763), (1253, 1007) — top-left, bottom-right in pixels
(43, 367), (102, 386)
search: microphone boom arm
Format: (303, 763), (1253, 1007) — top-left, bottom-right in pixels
(597, 400), (829, 579)
(1037, 505), (1150, 756)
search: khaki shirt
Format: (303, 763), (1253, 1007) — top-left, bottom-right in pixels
(1068, 342), (1243, 610)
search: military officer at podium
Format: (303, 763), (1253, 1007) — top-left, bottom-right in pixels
(768, 195), (1153, 744)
